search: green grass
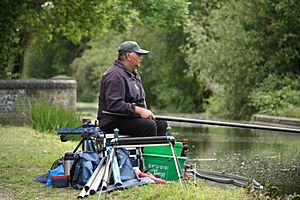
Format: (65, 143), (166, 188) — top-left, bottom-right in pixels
(104, 182), (257, 200)
(0, 125), (79, 199)
(277, 107), (300, 119)
(0, 125), (298, 200)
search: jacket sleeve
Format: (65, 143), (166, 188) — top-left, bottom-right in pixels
(104, 72), (135, 115)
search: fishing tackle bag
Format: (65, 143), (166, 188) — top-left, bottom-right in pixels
(70, 151), (100, 189)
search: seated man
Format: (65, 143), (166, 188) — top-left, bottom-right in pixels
(97, 41), (168, 137)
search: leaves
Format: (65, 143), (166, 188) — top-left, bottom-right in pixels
(1, 0), (188, 78)
(184, 0), (300, 119)
(249, 75), (300, 116)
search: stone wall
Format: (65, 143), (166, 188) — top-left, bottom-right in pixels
(0, 79), (77, 124)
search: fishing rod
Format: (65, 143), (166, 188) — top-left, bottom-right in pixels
(102, 111), (300, 134)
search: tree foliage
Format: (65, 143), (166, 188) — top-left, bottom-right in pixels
(2, 0), (300, 118)
(0, 0), (188, 79)
(0, 1), (25, 79)
(138, 26), (205, 112)
(249, 75), (300, 118)
(23, 35), (84, 79)
(185, 0), (300, 119)
(71, 33), (125, 102)
(71, 25), (206, 112)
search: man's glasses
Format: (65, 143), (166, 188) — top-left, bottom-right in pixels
(135, 52), (143, 57)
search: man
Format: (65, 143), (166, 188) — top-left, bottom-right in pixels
(97, 41), (168, 136)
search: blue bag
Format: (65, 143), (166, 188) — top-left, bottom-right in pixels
(115, 148), (136, 181)
(70, 152), (100, 189)
(45, 164), (64, 187)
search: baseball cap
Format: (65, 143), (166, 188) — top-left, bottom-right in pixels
(118, 41), (150, 55)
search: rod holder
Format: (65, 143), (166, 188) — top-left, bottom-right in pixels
(166, 126), (172, 136)
(114, 128), (119, 139)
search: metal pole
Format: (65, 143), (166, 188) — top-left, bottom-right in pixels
(84, 158), (105, 192)
(112, 152), (122, 187)
(97, 147), (115, 200)
(101, 147), (115, 191)
(77, 187), (87, 199)
(89, 159), (107, 195)
(156, 115), (300, 133)
(110, 136), (175, 146)
(102, 111), (300, 134)
(170, 143), (183, 187)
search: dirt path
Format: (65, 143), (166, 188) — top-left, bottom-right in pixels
(0, 185), (16, 200)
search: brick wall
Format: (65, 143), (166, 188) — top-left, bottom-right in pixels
(0, 79), (77, 124)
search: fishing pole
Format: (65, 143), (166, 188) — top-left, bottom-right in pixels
(102, 111), (300, 134)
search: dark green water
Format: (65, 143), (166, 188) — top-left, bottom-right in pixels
(173, 126), (300, 195)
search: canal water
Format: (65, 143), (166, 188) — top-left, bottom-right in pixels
(173, 126), (300, 195)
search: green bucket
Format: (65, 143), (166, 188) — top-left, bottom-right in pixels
(143, 153), (187, 181)
(143, 142), (183, 156)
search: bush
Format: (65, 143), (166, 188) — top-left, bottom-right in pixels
(23, 35), (79, 79)
(184, 0), (300, 119)
(250, 75), (300, 118)
(77, 91), (98, 103)
(28, 100), (82, 133)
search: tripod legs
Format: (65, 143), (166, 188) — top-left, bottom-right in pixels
(78, 147), (118, 199)
(170, 142), (186, 188)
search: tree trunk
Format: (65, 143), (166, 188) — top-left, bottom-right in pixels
(10, 31), (31, 78)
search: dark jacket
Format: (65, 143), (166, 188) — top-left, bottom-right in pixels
(98, 60), (147, 127)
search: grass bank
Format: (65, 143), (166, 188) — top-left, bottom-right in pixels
(0, 125), (292, 200)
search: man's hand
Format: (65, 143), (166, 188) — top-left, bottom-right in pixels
(135, 106), (155, 120)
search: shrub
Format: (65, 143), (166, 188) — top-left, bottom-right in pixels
(249, 75), (300, 118)
(28, 100), (82, 133)
(77, 91), (98, 103)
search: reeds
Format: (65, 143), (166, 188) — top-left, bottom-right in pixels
(27, 99), (81, 133)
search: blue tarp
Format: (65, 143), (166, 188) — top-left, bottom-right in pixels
(45, 164), (64, 187)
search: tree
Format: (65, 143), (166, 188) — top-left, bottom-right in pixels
(185, 0), (300, 119)
(138, 26), (205, 112)
(23, 34), (84, 79)
(0, 1), (25, 79)
(0, 0), (188, 79)
(71, 33), (124, 102)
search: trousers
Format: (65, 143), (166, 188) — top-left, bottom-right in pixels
(100, 117), (168, 137)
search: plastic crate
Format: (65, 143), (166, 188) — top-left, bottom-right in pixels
(51, 175), (70, 188)
(143, 142), (183, 156)
(143, 153), (186, 181)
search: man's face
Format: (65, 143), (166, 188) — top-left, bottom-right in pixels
(129, 52), (143, 69)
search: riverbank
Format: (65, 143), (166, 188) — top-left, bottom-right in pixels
(252, 114), (300, 128)
(0, 125), (274, 200)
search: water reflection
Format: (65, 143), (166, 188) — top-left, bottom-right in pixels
(173, 126), (300, 195)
